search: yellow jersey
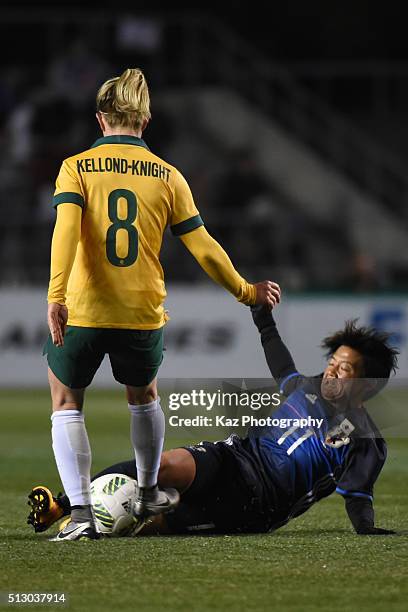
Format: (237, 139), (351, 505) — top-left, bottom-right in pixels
(51, 135), (203, 329)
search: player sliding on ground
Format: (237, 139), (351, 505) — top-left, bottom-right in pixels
(42, 67), (279, 541)
(29, 307), (398, 536)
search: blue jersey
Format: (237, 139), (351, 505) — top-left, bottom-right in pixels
(248, 376), (386, 526)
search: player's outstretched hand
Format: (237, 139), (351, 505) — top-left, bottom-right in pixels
(254, 281), (281, 308)
(357, 526), (397, 535)
(47, 303), (68, 347)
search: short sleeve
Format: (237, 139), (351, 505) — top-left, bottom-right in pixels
(53, 160), (85, 209)
(335, 437), (387, 501)
(170, 170), (204, 236)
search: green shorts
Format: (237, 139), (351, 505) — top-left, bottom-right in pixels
(43, 326), (164, 389)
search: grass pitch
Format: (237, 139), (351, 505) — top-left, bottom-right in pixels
(0, 389), (407, 612)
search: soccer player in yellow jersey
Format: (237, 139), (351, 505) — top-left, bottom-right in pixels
(44, 67), (281, 541)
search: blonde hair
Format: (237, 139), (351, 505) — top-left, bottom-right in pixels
(96, 68), (151, 129)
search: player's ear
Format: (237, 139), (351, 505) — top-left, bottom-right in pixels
(96, 112), (106, 134)
(141, 118), (149, 133)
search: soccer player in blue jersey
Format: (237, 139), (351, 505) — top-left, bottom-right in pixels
(28, 306), (398, 536)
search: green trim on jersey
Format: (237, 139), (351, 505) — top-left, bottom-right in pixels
(91, 135), (150, 150)
(53, 192), (84, 208)
(171, 214), (204, 236)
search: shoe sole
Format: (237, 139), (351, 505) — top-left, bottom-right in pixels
(28, 487), (60, 533)
(28, 487), (52, 514)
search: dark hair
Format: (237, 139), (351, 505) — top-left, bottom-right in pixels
(321, 319), (399, 382)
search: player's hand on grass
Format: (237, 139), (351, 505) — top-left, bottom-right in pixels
(254, 281), (281, 308)
(47, 303), (68, 347)
(357, 526), (397, 535)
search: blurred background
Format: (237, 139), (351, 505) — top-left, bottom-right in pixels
(1, 2), (408, 384)
(1, 9), (407, 608)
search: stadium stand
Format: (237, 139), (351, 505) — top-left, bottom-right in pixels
(1, 10), (408, 290)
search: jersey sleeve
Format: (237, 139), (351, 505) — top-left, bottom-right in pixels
(180, 226), (256, 305)
(335, 437), (387, 500)
(170, 170), (204, 236)
(53, 160), (85, 209)
(47, 203), (82, 304)
(251, 305), (302, 393)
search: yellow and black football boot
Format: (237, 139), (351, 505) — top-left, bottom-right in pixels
(27, 486), (68, 533)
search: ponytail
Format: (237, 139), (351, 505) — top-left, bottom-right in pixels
(96, 68), (151, 129)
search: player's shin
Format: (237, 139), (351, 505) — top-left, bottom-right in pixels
(51, 410), (93, 523)
(128, 399), (165, 488)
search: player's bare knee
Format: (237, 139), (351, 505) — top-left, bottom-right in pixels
(48, 373), (84, 411)
(52, 402), (82, 413)
(158, 453), (177, 486)
(159, 449), (195, 491)
(159, 451), (171, 474)
(126, 381), (157, 405)
(51, 392), (83, 412)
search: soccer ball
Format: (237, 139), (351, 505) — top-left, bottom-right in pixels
(90, 473), (137, 537)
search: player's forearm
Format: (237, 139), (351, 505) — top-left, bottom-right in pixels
(180, 226), (256, 305)
(47, 204), (82, 304)
(251, 305), (298, 389)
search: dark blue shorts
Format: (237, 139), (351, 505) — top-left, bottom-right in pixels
(166, 435), (275, 534)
